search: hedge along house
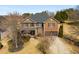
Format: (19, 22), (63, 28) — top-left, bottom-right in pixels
(44, 17), (60, 36)
(21, 17), (43, 36)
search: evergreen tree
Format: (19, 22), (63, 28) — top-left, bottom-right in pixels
(54, 10), (68, 38)
(54, 11), (68, 23)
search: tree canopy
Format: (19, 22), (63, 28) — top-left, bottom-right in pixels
(22, 13), (33, 18)
(54, 11), (68, 23)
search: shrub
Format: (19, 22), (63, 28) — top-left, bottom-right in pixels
(0, 42), (3, 49)
(37, 43), (46, 54)
(37, 33), (42, 37)
(74, 42), (79, 46)
(8, 40), (14, 51)
(22, 35), (31, 42)
(37, 39), (51, 54)
(58, 25), (63, 38)
(8, 40), (23, 52)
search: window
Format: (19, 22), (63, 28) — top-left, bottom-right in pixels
(23, 23), (28, 27)
(36, 23), (41, 27)
(30, 23), (34, 27)
(36, 23), (39, 26)
(48, 23), (55, 28)
(25, 24), (29, 27)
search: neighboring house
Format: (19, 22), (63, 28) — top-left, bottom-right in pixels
(0, 16), (6, 40)
(0, 29), (5, 40)
(21, 17), (59, 36)
(0, 29), (2, 40)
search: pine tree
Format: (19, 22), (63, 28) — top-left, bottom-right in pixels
(54, 10), (68, 38)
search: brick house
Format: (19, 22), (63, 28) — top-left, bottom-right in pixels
(44, 17), (60, 36)
(21, 17), (59, 36)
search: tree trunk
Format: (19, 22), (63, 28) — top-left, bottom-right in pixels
(9, 23), (18, 49)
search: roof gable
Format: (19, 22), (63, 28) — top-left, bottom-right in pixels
(23, 18), (36, 23)
(44, 18), (60, 24)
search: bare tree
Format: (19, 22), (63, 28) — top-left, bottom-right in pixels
(0, 16), (7, 40)
(5, 12), (24, 51)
